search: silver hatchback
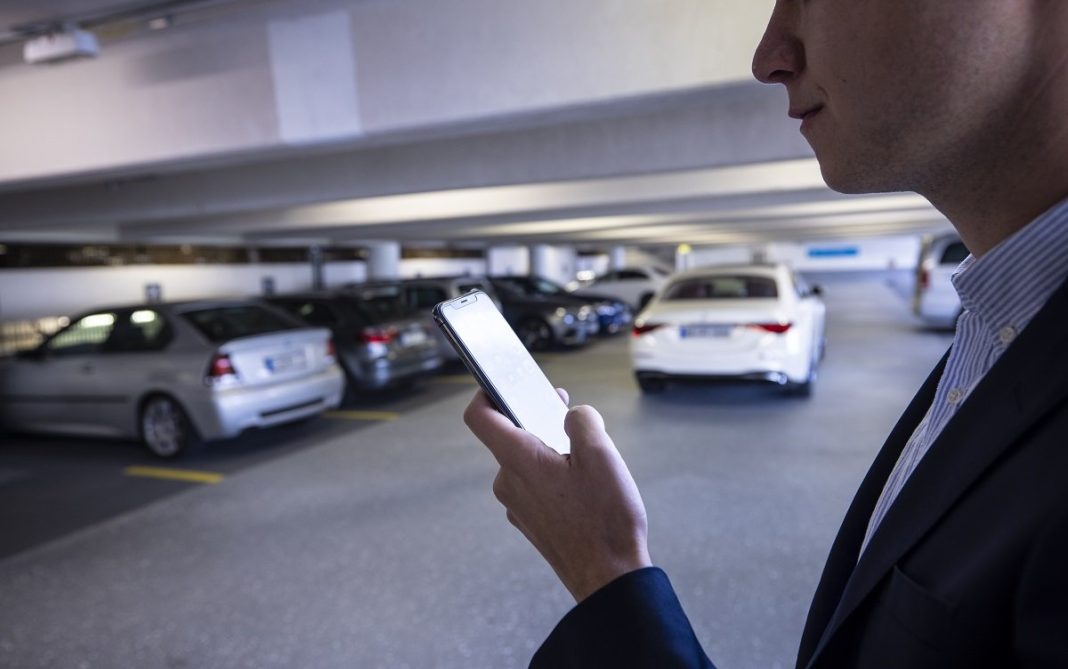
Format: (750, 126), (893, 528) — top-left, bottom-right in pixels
(0, 300), (344, 458)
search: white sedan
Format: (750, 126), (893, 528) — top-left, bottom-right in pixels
(570, 265), (671, 311)
(630, 264), (826, 396)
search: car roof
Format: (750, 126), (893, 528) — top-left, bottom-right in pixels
(403, 275), (489, 282)
(67, 298), (271, 315)
(668, 263), (785, 280)
(265, 291), (351, 301)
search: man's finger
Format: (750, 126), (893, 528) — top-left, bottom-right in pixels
(556, 387), (570, 406)
(464, 389), (544, 468)
(563, 404), (613, 464)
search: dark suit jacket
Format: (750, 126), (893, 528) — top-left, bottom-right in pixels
(532, 277), (1068, 668)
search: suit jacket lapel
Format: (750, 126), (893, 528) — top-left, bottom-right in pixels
(806, 277), (1068, 668)
(795, 351), (948, 669)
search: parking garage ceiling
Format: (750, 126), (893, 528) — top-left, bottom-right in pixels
(0, 0), (951, 249)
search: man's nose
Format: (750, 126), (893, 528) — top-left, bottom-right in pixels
(752, 8), (803, 84)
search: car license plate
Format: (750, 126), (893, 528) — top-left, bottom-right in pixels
(680, 324), (732, 338)
(400, 330), (427, 347)
(265, 350), (307, 373)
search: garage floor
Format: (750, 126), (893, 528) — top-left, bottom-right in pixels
(0, 272), (952, 669)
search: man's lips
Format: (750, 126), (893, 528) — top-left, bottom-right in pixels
(789, 105), (824, 121)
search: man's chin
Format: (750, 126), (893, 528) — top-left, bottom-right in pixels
(817, 160), (902, 196)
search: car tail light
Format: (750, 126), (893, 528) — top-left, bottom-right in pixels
(325, 338), (336, 361)
(360, 327), (397, 344)
(207, 353), (237, 382)
(918, 267), (930, 291)
(632, 322), (665, 336)
(748, 323), (793, 334)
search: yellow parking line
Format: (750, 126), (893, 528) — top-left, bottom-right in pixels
(324, 410), (400, 421)
(429, 375), (475, 385)
(124, 466), (224, 485)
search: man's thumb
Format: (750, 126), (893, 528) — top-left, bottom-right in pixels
(564, 405), (612, 461)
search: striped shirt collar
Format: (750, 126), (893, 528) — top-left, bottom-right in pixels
(951, 197), (1068, 342)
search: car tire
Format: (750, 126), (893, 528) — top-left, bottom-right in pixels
(517, 318), (553, 351)
(140, 395), (200, 459)
(636, 375), (666, 394)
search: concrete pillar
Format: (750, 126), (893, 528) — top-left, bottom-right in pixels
(610, 246), (628, 270)
(309, 245), (325, 289)
(675, 243), (693, 272)
(487, 246), (530, 276)
(530, 244), (553, 278)
(367, 241), (401, 280)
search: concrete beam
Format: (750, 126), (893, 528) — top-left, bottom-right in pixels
(0, 83), (808, 232)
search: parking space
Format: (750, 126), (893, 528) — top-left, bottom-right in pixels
(0, 273), (952, 668)
(0, 361), (479, 560)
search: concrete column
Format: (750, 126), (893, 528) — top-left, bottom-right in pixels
(610, 246), (628, 270)
(309, 245), (325, 289)
(487, 245), (530, 276)
(367, 241), (401, 280)
(675, 243), (693, 272)
(530, 244), (553, 278)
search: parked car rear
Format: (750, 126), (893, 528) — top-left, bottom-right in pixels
(0, 300), (343, 458)
(267, 291), (443, 392)
(392, 276), (504, 362)
(631, 264), (826, 396)
(913, 233), (968, 328)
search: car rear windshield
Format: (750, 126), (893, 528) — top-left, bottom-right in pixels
(662, 275), (779, 300)
(348, 287), (411, 321)
(182, 305), (298, 343)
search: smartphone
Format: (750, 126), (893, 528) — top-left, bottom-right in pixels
(433, 290), (571, 455)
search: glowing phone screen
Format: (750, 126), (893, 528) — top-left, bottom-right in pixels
(437, 291), (570, 455)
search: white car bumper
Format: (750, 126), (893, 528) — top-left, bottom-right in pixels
(198, 365), (344, 440)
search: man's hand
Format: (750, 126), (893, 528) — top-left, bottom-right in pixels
(463, 388), (652, 602)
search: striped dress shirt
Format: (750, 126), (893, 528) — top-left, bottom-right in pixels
(860, 197), (1068, 555)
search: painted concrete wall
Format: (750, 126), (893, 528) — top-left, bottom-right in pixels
(398, 258), (487, 279)
(486, 246), (530, 277)
(767, 236), (922, 272)
(0, 254), (512, 321)
(0, 0), (776, 188)
(681, 245), (753, 271)
(678, 237), (922, 274)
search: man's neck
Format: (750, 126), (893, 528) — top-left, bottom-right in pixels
(927, 171), (1068, 260)
(924, 23), (1068, 259)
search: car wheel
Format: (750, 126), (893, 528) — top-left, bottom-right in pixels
(140, 395), (199, 458)
(517, 318), (553, 350)
(636, 375), (666, 394)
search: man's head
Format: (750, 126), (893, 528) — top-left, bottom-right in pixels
(752, 0), (1067, 199)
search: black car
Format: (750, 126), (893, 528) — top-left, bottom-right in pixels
(488, 275), (632, 335)
(487, 278), (597, 350)
(266, 291), (443, 393)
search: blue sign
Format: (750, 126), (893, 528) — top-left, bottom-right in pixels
(807, 247), (859, 258)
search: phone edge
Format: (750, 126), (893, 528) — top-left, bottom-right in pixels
(432, 298), (525, 431)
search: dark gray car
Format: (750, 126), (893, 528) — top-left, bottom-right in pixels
(267, 292), (443, 393)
